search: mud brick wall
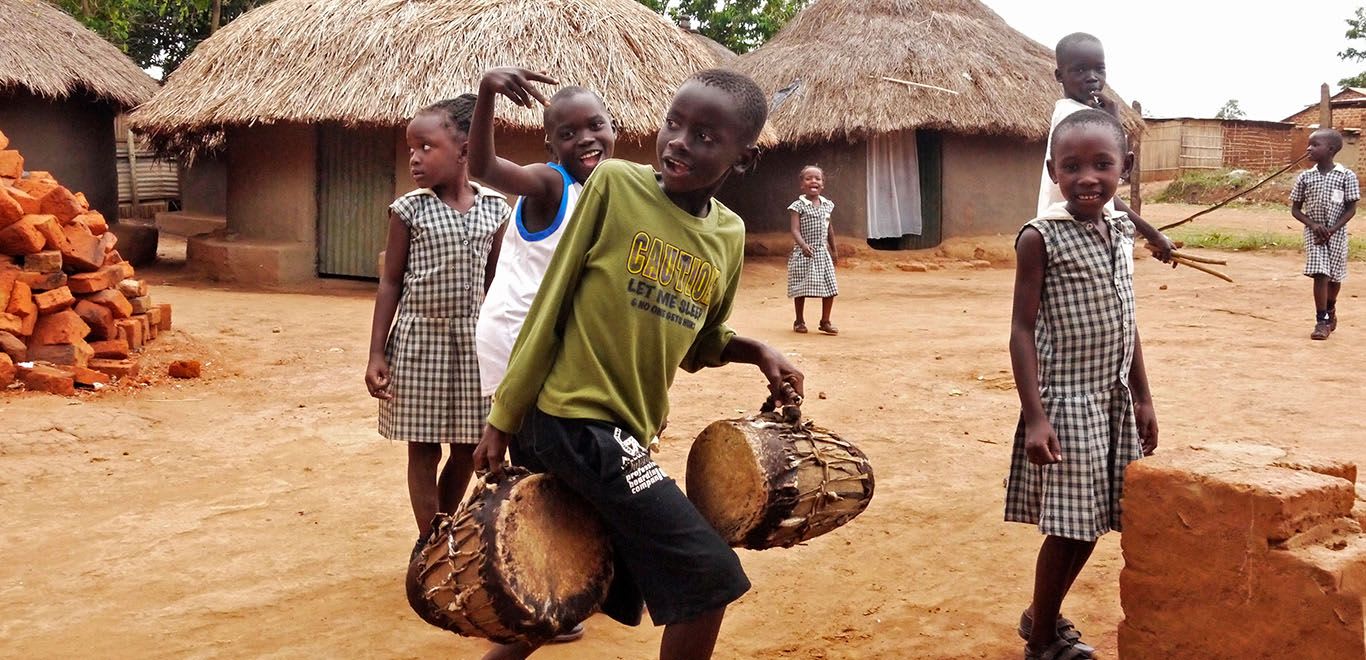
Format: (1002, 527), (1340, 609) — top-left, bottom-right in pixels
(1119, 444), (1366, 659)
(1221, 123), (1293, 172)
(1285, 105), (1366, 132)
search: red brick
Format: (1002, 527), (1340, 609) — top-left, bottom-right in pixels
(18, 362), (74, 395)
(129, 295), (153, 315)
(31, 309), (90, 346)
(0, 215), (46, 256)
(0, 312), (20, 337)
(115, 318), (144, 351)
(0, 352), (13, 388)
(73, 299), (117, 340)
(97, 231), (117, 257)
(117, 279), (147, 298)
(22, 249), (62, 273)
(76, 211), (108, 235)
(156, 303), (172, 330)
(72, 365), (109, 387)
(6, 280), (35, 336)
(88, 357), (139, 380)
(86, 288), (132, 319)
(3, 185), (39, 215)
(28, 340), (93, 368)
(12, 176), (57, 200)
(0, 186), (22, 229)
(0, 266), (15, 309)
(88, 337), (129, 359)
(72, 192), (90, 213)
(33, 286), (74, 314)
(136, 313), (152, 340)
(0, 150), (22, 179)
(112, 261), (134, 280)
(60, 221), (103, 272)
(31, 214), (70, 254)
(168, 360), (201, 379)
(147, 306), (162, 332)
(39, 186), (84, 224)
(19, 270), (66, 291)
(0, 330), (24, 362)
(67, 266), (121, 294)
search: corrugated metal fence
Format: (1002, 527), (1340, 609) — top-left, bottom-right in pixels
(114, 114), (179, 219)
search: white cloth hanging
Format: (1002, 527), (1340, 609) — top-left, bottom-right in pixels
(865, 129), (924, 239)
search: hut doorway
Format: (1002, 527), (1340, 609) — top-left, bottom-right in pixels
(866, 131), (942, 250)
(317, 125), (395, 278)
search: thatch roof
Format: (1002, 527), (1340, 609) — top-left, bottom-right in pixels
(681, 27), (738, 65)
(734, 0), (1142, 145)
(0, 0), (158, 109)
(132, 0), (727, 142)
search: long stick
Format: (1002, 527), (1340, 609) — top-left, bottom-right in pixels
(1171, 255), (1234, 282)
(1168, 250), (1226, 265)
(1157, 153), (1309, 232)
(874, 76), (960, 95)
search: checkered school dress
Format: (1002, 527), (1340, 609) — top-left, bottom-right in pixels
(787, 195), (839, 298)
(1005, 205), (1144, 542)
(1291, 164), (1360, 283)
(378, 184), (509, 444)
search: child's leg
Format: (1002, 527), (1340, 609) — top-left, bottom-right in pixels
(438, 443), (476, 514)
(1026, 535), (1097, 650)
(660, 606), (726, 660)
(1314, 274), (1330, 320)
(407, 442), (443, 535)
(793, 297), (806, 323)
(1328, 280), (1342, 313)
(820, 296), (835, 324)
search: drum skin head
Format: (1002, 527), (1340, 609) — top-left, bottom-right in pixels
(687, 420), (769, 544)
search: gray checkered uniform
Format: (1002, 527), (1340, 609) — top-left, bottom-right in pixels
(378, 185), (509, 443)
(1005, 207), (1144, 542)
(1291, 164), (1359, 282)
(787, 196), (839, 298)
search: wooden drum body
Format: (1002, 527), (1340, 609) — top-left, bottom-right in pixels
(686, 413), (874, 550)
(406, 469), (613, 644)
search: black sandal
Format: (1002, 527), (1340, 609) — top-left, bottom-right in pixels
(793, 320), (808, 333)
(1019, 611), (1093, 655)
(1024, 637), (1094, 660)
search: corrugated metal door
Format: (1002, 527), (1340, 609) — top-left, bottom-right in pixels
(317, 125), (395, 278)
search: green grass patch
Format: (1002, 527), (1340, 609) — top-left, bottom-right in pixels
(1152, 168), (1297, 207)
(1167, 228), (1366, 261)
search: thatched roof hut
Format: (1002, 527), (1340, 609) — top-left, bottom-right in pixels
(719, 0), (1144, 249)
(681, 27), (738, 65)
(735, 0), (1141, 145)
(0, 0), (159, 108)
(132, 0), (723, 142)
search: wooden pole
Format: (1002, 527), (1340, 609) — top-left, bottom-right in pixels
(1320, 83), (1332, 128)
(125, 129), (140, 213)
(211, 0), (223, 34)
(1130, 100), (1142, 215)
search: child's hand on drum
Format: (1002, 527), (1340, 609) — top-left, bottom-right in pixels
(474, 424), (513, 476)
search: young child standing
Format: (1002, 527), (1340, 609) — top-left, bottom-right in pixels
(1290, 128), (1359, 340)
(365, 95), (511, 557)
(470, 67), (617, 402)
(787, 165), (839, 335)
(1007, 109), (1159, 660)
(473, 70), (803, 660)
(1040, 32), (1173, 263)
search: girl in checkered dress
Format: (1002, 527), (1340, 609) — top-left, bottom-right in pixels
(1291, 128), (1359, 340)
(787, 165), (839, 334)
(365, 96), (510, 551)
(1006, 110), (1157, 660)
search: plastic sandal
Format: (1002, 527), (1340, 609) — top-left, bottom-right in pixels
(1024, 637), (1094, 660)
(818, 321), (838, 335)
(793, 321), (808, 334)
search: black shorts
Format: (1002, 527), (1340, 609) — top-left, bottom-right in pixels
(513, 407), (750, 626)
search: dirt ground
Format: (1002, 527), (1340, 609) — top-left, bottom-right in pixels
(2, 203), (1362, 659)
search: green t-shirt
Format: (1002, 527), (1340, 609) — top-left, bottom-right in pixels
(487, 159), (743, 445)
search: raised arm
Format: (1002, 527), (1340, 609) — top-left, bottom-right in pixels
(469, 67), (562, 198)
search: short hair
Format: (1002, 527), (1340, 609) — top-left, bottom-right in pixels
(1311, 128), (1344, 152)
(686, 68), (768, 145)
(799, 164), (824, 177)
(1055, 32), (1102, 62)
(543, 86), (611, 130)
(419, 94), (477, 136)
(1050, 108), (1127, 156)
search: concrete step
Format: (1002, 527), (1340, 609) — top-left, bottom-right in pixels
(155, 211), (226, 237)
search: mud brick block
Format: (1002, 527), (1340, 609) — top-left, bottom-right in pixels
(71, 192), (90, 213)
(67, 265), (122, 294)
(168, 360), (201, 379)
(128, 295), (153, 315)
(28, 340), (93, 368)
(73, 299), (117, 340)
(39, 187), (84, 224)
(3, 185), (40, 215)
(135, 313), (153, 340)
(155, 303), (172, 331)
(22, 249), (62, 273)
(97, 231), (117, 255)
(60, 221), (104, 272)
(72, 365), (110, 388)
(0, 215), (46, 256)
(102, 250), (124, 267)
(18, 362), (74, 395)
(6, 280), (35, 335)
(86, 288), (132, 319)
(88, 337), (128, 359)
(115, 318), (144, 351)
(0, 266), (15, 309)
(111, 261), (134, 281)
(31, 309), (90, 346)
(33, 286), (74, 314)
(0, 352), (13, 388)
(0, 330), (24, 362)
(0, 312), (20, 336)
(74, 211), (108, 236)
(147, 306), (162, 332)
(13, 176), (57, 200)
(88, 357), (139, 380)
(30, 214), (70, 254)
(19, 270), (66, 291)
(117, 279), (147, 298)
(0, 186), (22, 228)
(0, 150), (22, 179)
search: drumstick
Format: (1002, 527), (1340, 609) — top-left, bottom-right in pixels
(1168, 250), (1226, 265)
(1170, 254), (1234, 282)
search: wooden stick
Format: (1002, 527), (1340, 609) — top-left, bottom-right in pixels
(874, 76), (960, 95)
(1157, 153), (1309, 232)
(1171, 255), (1234, 282)
(1168, 250), (1227, 265)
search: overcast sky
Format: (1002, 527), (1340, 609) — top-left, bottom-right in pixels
(979, 0), (1366, 121)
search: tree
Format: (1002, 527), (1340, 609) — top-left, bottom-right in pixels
(1339, 7), (1366, 87)
(52, 0), (268, 78)
(1214, 99), (1245, 120)
(640, 0), (811, 54)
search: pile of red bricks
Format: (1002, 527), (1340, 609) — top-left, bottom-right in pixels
(0, 130), (173, 395)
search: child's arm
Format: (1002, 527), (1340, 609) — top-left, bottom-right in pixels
(484, 219), (507, 293)
(827, 213), (837, 264)
(1129, 329), (1158, 456)
(1009, 227), (1061, 465)
(469, 67), (563, 198)
(718, 337), (804, 405)
(1291, 200), (1330, 244)
(790, 210), (812, 257)
(365, 211), (409, 400)
(1331, 200), (1358, 236)
(1114, 198), (1174, 262)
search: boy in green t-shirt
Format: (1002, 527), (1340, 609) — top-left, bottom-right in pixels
(474, 69), (802, 660)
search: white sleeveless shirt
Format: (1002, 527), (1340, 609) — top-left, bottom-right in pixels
(476, 163), (581, 395)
